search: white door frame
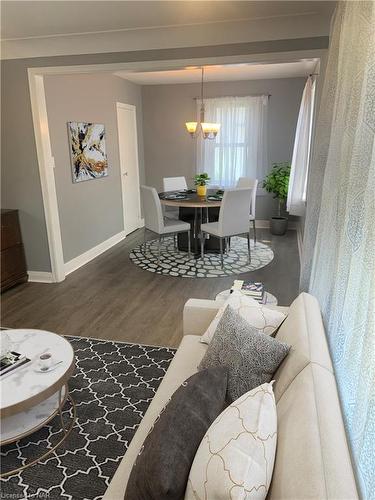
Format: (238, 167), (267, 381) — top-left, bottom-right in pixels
(27, 49), (326, 282)
(28, 71), (65, 282)
(116, 102), (142, 234)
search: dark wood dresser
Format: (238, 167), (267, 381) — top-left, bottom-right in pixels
(1, 209), (28, 292)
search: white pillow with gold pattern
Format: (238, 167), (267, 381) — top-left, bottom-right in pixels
(201, 292), (286, 344)
(185, 382), (277, 500)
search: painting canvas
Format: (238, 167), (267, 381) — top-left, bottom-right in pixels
(68, 122), (108, 183)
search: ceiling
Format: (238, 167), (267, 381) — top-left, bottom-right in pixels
(1, 1), (335, 40)
(114, 60), (319, 85)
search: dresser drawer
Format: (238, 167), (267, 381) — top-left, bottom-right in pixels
(1, 211), (22, 251)
(1, 244), (27, 284)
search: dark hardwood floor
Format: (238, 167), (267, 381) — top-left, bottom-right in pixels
(1, 228), (300, 348)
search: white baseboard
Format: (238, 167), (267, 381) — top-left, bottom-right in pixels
(255, 219), (302, 230)
(255, 219), (270, 229)
(139, 218), (145, 227)
(255, 220), (296, 229)
(28, 271), (54, 283)
(64, 231), (126, 276)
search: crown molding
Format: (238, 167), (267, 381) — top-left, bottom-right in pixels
(1, 12), (330, 60)
(0, 10), (322, 42)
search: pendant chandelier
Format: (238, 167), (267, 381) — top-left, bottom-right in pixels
(185, 67), (220, 140)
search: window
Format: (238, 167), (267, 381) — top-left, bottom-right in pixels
(196, 96), (269, 188)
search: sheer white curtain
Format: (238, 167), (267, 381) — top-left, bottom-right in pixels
(287, 76), (316, 215)
(196, 96), (268, 187)
(302, 2), (375, 497)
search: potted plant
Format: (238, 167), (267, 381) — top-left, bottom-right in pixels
(194, 173), (210, 197)
(263, 162), (291, 235)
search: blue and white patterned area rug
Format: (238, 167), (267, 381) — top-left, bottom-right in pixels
(130, 236), (274, 278)
(0, 336), (175, 500)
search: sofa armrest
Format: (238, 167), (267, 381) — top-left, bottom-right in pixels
(183, 299), (220, 336)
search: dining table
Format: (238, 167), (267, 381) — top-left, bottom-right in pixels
(159, 189), (226, 257)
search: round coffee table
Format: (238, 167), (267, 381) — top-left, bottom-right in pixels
(215, 289), (278, 305)
(0, 329), (76, 477)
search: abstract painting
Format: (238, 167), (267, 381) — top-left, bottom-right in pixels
(68, 122), (108, 183)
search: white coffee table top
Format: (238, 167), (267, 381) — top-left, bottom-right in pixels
(215, 289), (278, 305)
(0, 329), (74, 418)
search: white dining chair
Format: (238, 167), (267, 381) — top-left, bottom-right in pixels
(163, 176), (188, 192)
(200, 187), (252, 268)
(162, 177), (188, 220)
(141, 185), (191, 264)
(236, 177), (258, 244)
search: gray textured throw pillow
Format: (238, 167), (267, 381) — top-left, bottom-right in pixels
(199, 305), (290, 403)
(124, 367), (228, 500)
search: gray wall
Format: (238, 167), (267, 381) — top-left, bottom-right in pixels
(1, 39), (327, 272)
(1, 59), (52, 271)
(142, 77), (305, 219)
(44, 73), (144, 263)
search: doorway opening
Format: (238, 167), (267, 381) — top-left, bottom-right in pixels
(29, 50), (324, 282)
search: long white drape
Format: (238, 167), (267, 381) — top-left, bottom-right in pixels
(287, 76), (315, 215)
(196, 96), (268, 187)
(303, 2), (375, 498)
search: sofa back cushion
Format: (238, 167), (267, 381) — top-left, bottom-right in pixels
(269, 292), (358, 499)
(269, 363), (358, 499)
(272, 292), (333, 401)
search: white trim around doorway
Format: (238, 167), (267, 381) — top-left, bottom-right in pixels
(27, 49), (324, 282)
(116, 102), (142, 236)
(28, 71), (65, 283)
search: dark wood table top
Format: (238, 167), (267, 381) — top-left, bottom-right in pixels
(159, 189), (222, 208)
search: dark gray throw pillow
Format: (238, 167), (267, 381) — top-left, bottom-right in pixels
(124, 367), (228, 500)
(199, 305), (290, 403)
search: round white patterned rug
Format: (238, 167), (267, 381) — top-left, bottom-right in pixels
(130, 236), (274, 278)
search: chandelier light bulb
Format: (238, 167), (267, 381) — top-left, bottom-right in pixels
(185, 122), (198, 137)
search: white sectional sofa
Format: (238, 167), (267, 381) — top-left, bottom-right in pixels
(103, 293), (358, 500)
